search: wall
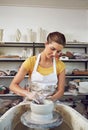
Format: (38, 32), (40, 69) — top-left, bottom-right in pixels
(0, 6), (88, 42)
(87, 10), (88, 29)
(0, 6), (88, 88)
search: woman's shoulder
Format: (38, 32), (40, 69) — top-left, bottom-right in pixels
(56, 58), (65, 65)
(23, 56), (36, 66)
(25, 55), (36, 62)
(21, 55), (37, 72)
(55, 58), (65, 74)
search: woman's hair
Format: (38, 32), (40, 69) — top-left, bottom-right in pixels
(47, 31), (66, 47)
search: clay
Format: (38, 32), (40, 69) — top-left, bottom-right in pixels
(14, 121), (71, 130)
(30, 100), (54, 122)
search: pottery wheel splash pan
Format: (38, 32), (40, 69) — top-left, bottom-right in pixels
(21, 111), (63, 129)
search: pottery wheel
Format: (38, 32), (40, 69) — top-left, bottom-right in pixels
(21, 111), (63, 129)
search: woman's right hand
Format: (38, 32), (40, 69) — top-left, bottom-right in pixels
(25, 91), (37, 101)
(25, 92), (45, 104)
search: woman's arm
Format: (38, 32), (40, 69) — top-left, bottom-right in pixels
(9, 64), (37, 100)
(9, 65), (29, 96)
(50, 69), (65, 101)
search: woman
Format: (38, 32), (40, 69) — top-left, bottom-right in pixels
(9, 31), (66, 102)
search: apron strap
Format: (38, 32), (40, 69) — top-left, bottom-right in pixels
(53, 57), (57, 75)
(33, 53), (57, 75)
(33, 53), (41, 72)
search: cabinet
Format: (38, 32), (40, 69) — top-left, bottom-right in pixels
(0, 42), (88, 96)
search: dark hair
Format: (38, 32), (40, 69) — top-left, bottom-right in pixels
(47, 31), (66, 47)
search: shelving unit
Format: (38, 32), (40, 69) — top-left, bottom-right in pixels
(0, 42), (88, 96)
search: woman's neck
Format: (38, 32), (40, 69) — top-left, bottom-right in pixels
(39, 52), (53, 68)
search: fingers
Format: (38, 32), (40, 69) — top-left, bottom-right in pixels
(25, 91), (36, 100)
(46, 96), (54, 101)
(46, 96), (52, 99)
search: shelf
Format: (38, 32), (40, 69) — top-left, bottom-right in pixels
(0, 58), (88, 62)
(0, 92), (87, 98)
(0, 58), (25, 62)
(66, 75), (88, 78)
(0, 75), (88, 79)
(64, 92), (88, 96)
(0, 42), (88, 47)
(0, 42), (44, 47)
(0, 93), (18, 97)
(0, 93), (22, 100)
(62, 59), (88, 62)
(0, 76), (14, 78)
(65, 43), (88, 48)
(0, 75), (28, 78)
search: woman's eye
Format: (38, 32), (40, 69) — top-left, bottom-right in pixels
(50, 47), (55, 51)
(50, 47), (61, 54)
(57, 51), (61, 53)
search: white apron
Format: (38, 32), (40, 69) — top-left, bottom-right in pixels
(29, 53), (58, 97)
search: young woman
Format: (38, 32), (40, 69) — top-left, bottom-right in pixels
(9, 31), (66, 102)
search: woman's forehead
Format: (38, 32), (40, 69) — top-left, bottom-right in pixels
(49, 42), (63, 49)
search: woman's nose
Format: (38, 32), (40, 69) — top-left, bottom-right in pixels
(52, 51), (57, 56)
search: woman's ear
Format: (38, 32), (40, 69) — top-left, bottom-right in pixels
(45, 42), (49, 46)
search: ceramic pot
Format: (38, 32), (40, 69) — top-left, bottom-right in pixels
(30, 100), (54, 122)
(30, 100), (54, 114)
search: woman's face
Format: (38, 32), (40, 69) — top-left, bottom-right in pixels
(45, 42), (63, 59)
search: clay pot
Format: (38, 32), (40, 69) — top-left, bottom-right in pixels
(30, 100), (54, 114)
(30, 100), (54, 122)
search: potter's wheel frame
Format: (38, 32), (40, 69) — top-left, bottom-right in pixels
(21, 111), (63, 129)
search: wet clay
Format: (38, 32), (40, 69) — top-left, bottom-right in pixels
(14, 121), (71, 130)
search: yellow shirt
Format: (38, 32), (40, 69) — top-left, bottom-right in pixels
(22, 55), (65, 76)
